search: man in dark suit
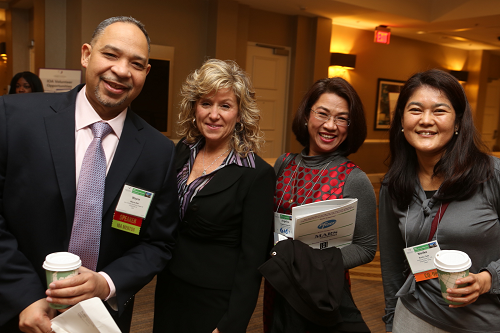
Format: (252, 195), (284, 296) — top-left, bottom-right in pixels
(0, 16), (178, 333)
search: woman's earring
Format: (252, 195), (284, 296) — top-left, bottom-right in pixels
(401, 128), (404, 132)
(192, 118), (196, 124)
(235, 122), (244, 133)
(305, 122), (308, 126)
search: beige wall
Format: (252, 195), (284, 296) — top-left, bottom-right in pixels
(328, 24), (484, 173)
(331, 25), (470, 140)
(5, 0), (499, 175)
(68, 0), (210, 136)
(45, 0), (66, 69)
(10, 8), (30, 76)
(247, 8), (294, 47)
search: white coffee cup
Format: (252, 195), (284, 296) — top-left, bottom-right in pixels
(43, 252), (81, 309)
(433, 250), (471, 305)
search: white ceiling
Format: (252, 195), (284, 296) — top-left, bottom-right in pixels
(238, 0), (500, 52)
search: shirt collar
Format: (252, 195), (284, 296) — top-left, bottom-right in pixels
(75, 86), (127, 138)
(184, 138), (256, 169)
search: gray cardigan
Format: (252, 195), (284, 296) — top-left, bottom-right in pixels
(379, 155), (500, 332)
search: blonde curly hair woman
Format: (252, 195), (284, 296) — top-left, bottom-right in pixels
(154, 59), (275, 333)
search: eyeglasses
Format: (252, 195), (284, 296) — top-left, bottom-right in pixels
(310, 109), (350, 127)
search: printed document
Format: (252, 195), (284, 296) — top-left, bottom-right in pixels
(275, 199), (357, 249)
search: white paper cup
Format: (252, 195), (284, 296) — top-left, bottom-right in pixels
(43, 252), (81, 309)
(433, 250), (471, 305)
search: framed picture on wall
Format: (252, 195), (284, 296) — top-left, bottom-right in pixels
(374, 78), (405, 130)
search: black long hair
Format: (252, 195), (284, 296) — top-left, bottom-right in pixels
(9, 71), (44, 94)
(383, 69), (492, 208)
(291, 77), (367, 156)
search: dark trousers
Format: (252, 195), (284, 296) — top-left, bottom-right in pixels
(153, 272), (231, 333)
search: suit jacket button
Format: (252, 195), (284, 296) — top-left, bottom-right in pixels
(191, 204), (198, 211)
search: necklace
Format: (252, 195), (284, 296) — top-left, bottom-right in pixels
(202, 147), (230, 176)
(288, 160), (332, 204)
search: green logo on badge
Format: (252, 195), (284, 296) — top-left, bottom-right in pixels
(132, 188), (146, 196)
(414, 244), (429, 252)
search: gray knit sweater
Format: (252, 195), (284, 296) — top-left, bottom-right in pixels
(379, 155), (500, 333)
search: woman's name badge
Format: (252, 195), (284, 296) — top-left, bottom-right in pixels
(112, 185), (154, 235)
(404, 240), (441, 282)
(274, 212), (294, 238)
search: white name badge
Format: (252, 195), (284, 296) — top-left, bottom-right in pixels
(115, 185), (154, 218)
(274, 212), (294, 238)
(404, 240), (441, 282)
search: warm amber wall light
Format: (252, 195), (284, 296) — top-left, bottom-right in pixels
(330, 53), (356, 69)
(0, 42), (6, 63)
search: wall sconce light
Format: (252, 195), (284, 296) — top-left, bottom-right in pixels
(450, 70), (469, 83)
(0, 42), (7, 63)
(330, 53), (356, 69)
(374, 25), (391, 44)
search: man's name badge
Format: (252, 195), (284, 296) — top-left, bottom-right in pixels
(404, 240), (441, 282)
(112, 185), (154, 235)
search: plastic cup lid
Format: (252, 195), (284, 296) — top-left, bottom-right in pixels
(433, 250), (471, 272)
(43, 252), (82, 271)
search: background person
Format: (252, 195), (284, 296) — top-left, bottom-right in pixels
(0, 16), (179, 333)
(153, 59), (275, 333)
(263, 77), (377, 332)
(9, 71), (44, 94)
(379, 69), (500, 333)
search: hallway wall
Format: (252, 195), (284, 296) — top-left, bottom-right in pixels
(5, 0), (499, 174)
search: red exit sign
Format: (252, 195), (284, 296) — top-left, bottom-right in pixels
(374, 26), (391, 44)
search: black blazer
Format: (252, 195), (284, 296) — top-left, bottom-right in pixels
(164, 140), (275, 333)
(0, 85), (179, 330)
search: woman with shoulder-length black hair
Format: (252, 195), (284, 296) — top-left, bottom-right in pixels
(9, 71), (44, 94)
(379, 69), (500, 333)
(292, 77), (367, 156)
(385, 68), (492, 208)
(263, 77), (376, 332)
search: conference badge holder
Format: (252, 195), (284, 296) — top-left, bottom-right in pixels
(404, 240), (441, 282)
(112, 184), (154, 235)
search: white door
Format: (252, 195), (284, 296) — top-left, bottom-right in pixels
(482, 79), (500, 150)
(246, 43), (290, 159)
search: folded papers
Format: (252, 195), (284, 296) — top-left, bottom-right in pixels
(51, 297), (121, 333)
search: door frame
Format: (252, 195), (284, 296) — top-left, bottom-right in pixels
(246, 41), (291, 155)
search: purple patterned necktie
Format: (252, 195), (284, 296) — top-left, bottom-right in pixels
(69, 122), (113, 271)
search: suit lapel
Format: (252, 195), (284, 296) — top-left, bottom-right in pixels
(175, 144), (191, 172)
(196, 164), (245, 197)
(175, 139), (245, 197)
(103, 111), (145, 216)
(176, 141), (246, 197)
(44, 88), (80, 233)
